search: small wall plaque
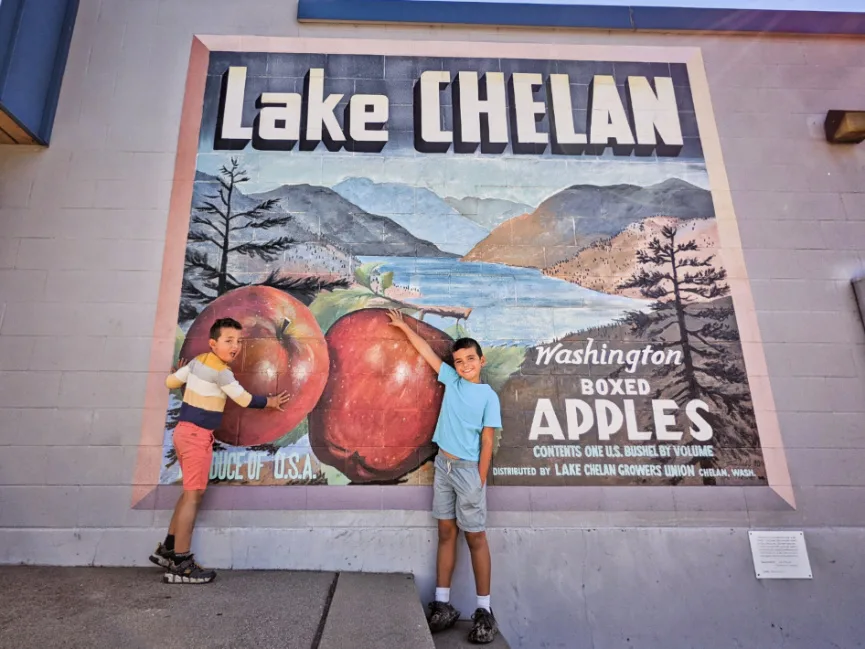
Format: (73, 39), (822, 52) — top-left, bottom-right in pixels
(748, 531), (812, 579)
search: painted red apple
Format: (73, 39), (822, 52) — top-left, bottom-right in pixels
(180, 285), (329, 447)
(308, 308), (453, 483)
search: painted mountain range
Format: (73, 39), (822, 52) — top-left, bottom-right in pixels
(462, 178), (715, 268)
(332, 178), (490, 256)
(250, 182), (455, 258)
(543, 216), (719, 299)
(193, 171), (454, 261)
(444, 196), (533, 230)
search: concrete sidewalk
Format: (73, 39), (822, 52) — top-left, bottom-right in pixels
(0, 566), (507, 649)
(0, 566), (336, 649)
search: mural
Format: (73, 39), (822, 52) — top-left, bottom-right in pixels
(160, 52), (766, 487)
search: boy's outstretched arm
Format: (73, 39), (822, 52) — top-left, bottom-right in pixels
(220, 378), (291, 410)
(387, 309), (442, 373)
(165, 358), (190, 389)
(479, 427), (495, 486)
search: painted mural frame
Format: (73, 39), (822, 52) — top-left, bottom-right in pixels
(132, 35), (793, 512)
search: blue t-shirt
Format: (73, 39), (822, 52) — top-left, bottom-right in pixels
(432, 363), (502, 461)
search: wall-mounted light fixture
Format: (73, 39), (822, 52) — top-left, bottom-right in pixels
(825, 110), (865, 144)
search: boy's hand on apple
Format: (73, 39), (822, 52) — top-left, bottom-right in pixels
(267, 391), (290, 411)
(386, 309), (409, 330)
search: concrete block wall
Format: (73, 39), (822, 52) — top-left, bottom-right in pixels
(2, 1), (865, 646)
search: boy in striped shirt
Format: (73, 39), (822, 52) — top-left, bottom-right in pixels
(150, 317), (289, 584)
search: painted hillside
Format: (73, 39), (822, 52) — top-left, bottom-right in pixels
(249, 182), (456, 258)
(462, 178), (715, 268)
(543, 216), (719, 299)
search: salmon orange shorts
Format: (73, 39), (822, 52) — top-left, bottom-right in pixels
(173, 421), (214, 491)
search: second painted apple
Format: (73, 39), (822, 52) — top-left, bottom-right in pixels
(308, 308), (453, 483)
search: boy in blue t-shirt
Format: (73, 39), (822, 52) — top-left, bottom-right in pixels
(388, 310), (502, 644)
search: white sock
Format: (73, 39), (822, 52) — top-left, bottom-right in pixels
(477, 594), (491, 612)
(435, 587), (451, 603)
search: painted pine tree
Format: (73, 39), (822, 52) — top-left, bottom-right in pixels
(618, 224), (758, 485)
(181, 158), (347, 321)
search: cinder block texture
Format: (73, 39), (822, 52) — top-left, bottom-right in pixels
(0, 0), (864, 594)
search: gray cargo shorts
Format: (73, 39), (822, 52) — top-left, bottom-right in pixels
(432, 452), (487, 533)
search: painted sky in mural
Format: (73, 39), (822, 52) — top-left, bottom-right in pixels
(160, 52), (766, 488)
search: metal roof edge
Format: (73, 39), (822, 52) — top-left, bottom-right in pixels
(297, 0), (865, 36)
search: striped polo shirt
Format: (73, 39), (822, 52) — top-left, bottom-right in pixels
(166, 352), (267, 430)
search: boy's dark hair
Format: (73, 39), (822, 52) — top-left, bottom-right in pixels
(209, 317), (242, 341)
(452, 337), (483, 358)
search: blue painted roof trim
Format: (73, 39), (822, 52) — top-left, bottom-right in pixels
(0, 0), (79, 145)
(297, 0), (865, 35)
(40, 0), (79, 143)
